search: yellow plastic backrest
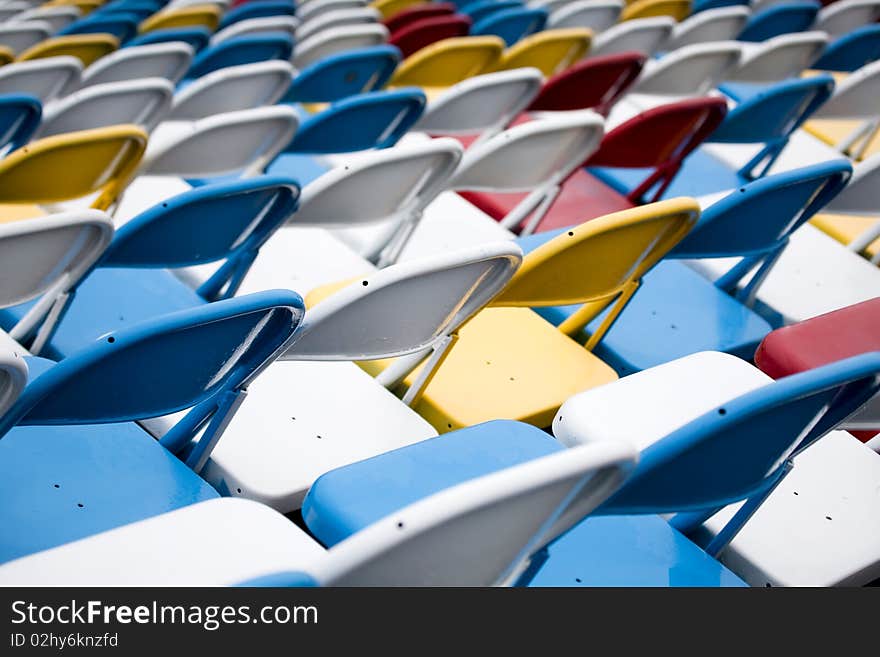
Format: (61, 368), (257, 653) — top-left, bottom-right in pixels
(0, 125), (148, 211)
(17, 34), (119, 67)
(0, 47), (13, 66)
(494, 28), (592, 77)
(390, 36), (505, 87)
(371, 0), (426, 20)
(621, 0), (692, 21)
(139, 5), (223, 33)
(44, 0), (105, 16)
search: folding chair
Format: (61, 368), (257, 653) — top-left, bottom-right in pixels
(0, 211), (113, 356)
(814, 0), (880, 37)
(738, 1), (820, 42)
(0, 4), (34, 24)
(11, 6), (82, 33)
(493, 27), (592, 76)
(726, 30), (827, 82)
(663, 5), (750, 50)
(629, 41), (742, 96)
(813, 24), (880, 72)
(389, 15), (473, 58)
(125, 25), (213, 50)
(217, 0), (296, 30)
(292, 23), (389, 69)
(460, 0), (522, 24)
(0, 290), (303, 564)
(78, 41), (194, 87)
(282, 44), (400, 104)
(210, 15), (300, 45)
(0, 22), (53, 55)
(0, 57), (82, 103)
(57, 11), (141, 42)
(138, 4), (222, 33)
(589, 16), (675, 56)
(620, 0), (692, 21)
(0, 437), (635, 586)
(35, 78), (174, 137)
(383, 2), (456, 33)
(0, 94), (42, 154)
(296, 7), (382, 42)
(0, 49), (14, 67)
(170, 60), (294, 120)
(0, 347), (26, 420)
(184, 32), (294, 78)
(545, 0), (624, 32)
(16, 33), (119, 67)
(472, 7), (549, 46)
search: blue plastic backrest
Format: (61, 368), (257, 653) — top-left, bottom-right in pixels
(710, 75), (835, 144)
(186, 33), (295, 79)
(219, 0), (297, 30)
(0, 94), (42, 153)
(283, 45), (402, 104)
(692, 0), (748, 12)
(461, 0), (522, 23)
(98, 0), (164, 12)
(95, 5), (160, 21)
(235, 571), (320, 587)
(597, 351), (880, 516)
(0, 290), (305, 432)
(737, 2), (821, 42)
(669, 159), (852, 259)
(101, 176), (299, 268)
(58, 13), (141, 42)
(125, 27), (212, 51)
(471, 7), (547, 46)
(813, 25), (880, 73)
(286, 88), (426, 153)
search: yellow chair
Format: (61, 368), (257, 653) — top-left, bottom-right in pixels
(44, 0), (106, 16)
(307, 198), (699, 432)
(16, 34), (119, 67)
(0, 125), (148, 218)
(371, 0), (427, 20)
(389, 36), (505, 100)
(804, 118), (879, 161)
(0, 47), (13, 66)
(621, 0), (691, 21)
(493, 28), (592, 77)
(811, 212), (880, 262)
(138, 5), (223, 34)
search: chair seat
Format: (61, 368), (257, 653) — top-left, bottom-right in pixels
(203, 360), (439, 514)
(263, 151), (336, 186)
(0, 268), (205, 360)
(302, 419), (564, 547)
(357, 306), (619, 431)
(804, 117), (879, 160)
(811, 212), (880, 260)
(528, 514), (747, 587)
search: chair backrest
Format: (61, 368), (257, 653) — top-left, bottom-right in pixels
(546, 0), (623, 32)
(218, 0), (296, 30)
(632, 40), (742, 96)
(461, 0), (521, 24)
(12, 6), (82, 33)
(472, 8), (548, 47)
(210, 15), (300, 45)
(822, 153), (880, 215)
(0, 22), (53, 55)
(140, 105), (299, 177)
(101, 176), (299, 300)
(0, 290), (305, 439)
(414, 67), (544, 139)
(314, 437), (636, 586)
(58, 12), (141, 43)
(0, 125), (148, 211)
(493, 27), (592, 76)
(170, 60), (294, 120)
(389, 35), (504, 87)
(297, 8), (381, 43)
(813, 25), (880, 73)
(298, 0), (368, 23)
(372, 0), (426, 20)
(37, 78), (174, 137)
(738, 1), (820, 42)
(620, 0), (692, 21)
(383, 2), (456, 33)
(590, 16), (674, 56)
(664, 5), (750, 50)
(17, 33), (120, 67)
(526, 51), (645, 115)
(815, 0), (880, 38)
(125, 26), (213, 51)
(138, 4), (222, 33)
(185, 33), (294, 78)
(729, 30), (828, 82)
(586, 96), (729, 202)
(79, 42), (194, 88)
(284, 44), (400, 103)
(285, 88), (425, 153)
(389, 15), (473, 59)
(292, 22), (390, 69)
(0, 94), (42, 153)
(286, 242), (522, 360)
(0, 57), (83, 103)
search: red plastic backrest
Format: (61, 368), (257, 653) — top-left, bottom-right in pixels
(389, 14), (473, 58)
(384, 2), (457, 33)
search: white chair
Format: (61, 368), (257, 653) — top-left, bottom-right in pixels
(292, 23), (388, 70)
(728, 31), (829, 83)
(297, 0), (368, 24)
(209, 15), (300, 47)
(0, 3), (31, 23)
(0, 345), (26, 420)
(0, 437), (635, 586)
(0, 56), (82, 102)
(11, 6), (80, 33)
(0, 21), (52, 55)
(169, 60), (295, 121)
(78, 42), (195, 89)
(590, 16), (676, 57)
(631, 41), (742, 97)
(815, 0), (880, 38)
(546, 0), (624, 32)
(663, 6), (752, 51)
(35, 78), (174, 138)
(201, 243), (524, 515)
(296, 7), (380, 42)
(0, 211), (114, 356)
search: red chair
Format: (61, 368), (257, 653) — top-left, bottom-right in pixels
(755, 297), (880, 444)
(461, 97), (729, 234)
(384, 2), (457, 34)
(389, 14), (473, 58)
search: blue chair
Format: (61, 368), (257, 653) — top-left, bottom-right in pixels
(301, 352), (880, 586)
(0, 177), (300, 360)
(58, 13), (142, 43)
(0, 94), (41, 154)
(281, 45), (402, 104)
(594, 75), (836, 199)
(218, 0), (297, 31)
(0, 289), (304, 564)
(737, 2), (821, 43)
(460, 0), (523, 24)
(517, 160), (852, 375)
(813, 25), (880, 73)
(125, 27), (212, 51)
(692, 0), (748, 12)
(92, 1), (162, 21)
(471, 7), (547, 46)
(184, 33), (295, 79)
